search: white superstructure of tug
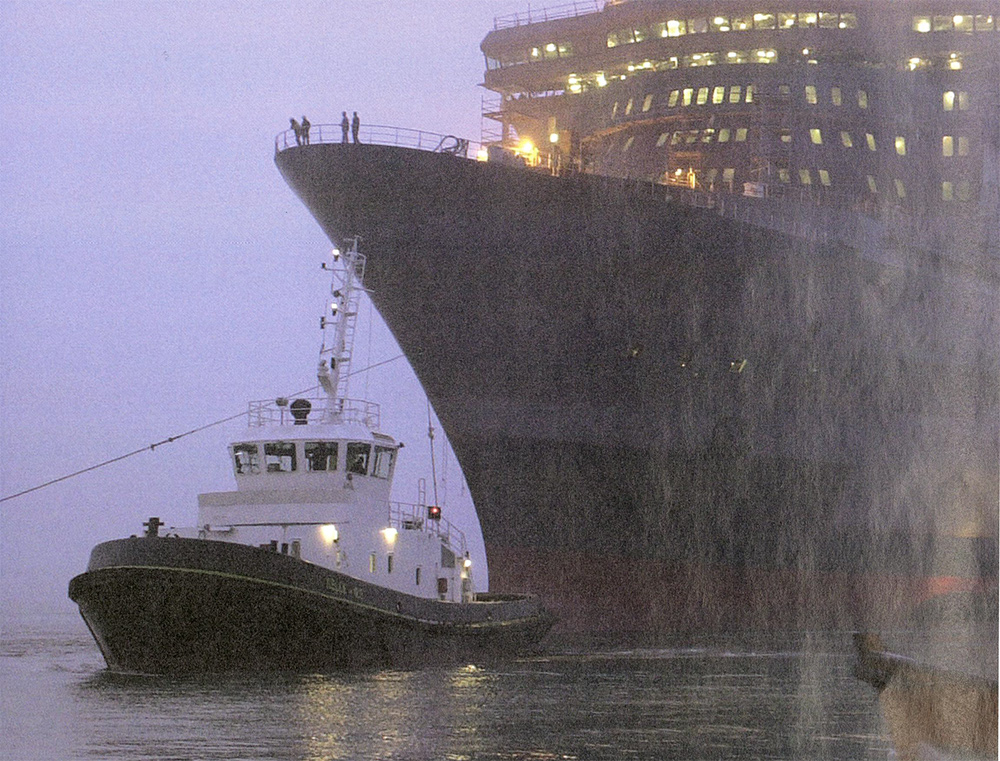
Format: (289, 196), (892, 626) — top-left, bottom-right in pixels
(183, 239), (473, 602)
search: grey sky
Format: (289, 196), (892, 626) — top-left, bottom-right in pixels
(1, 1), (527, 615)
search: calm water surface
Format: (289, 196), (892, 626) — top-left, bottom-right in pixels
(1, 614), (892, 760)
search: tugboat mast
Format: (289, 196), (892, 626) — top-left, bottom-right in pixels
(318, 237), (365, 420)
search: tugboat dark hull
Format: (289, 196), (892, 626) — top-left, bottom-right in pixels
(69, 537), (554, 674)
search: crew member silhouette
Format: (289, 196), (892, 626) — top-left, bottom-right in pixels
(351, 111), (360, 144)
(301, 116), (310, 145)
(341, 111), (350, 143)
(290, 117), (302, 146)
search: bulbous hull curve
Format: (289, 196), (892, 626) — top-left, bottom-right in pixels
(275, 143), (999, 634)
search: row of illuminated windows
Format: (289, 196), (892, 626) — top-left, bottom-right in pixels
(567, 49), (781, 91)
(669, 166), (836, 187)
(755, 171), (974, 202)
(531, 42), (573, 60)
(815, 132), (971, 157)
(486, 41), (573, 68)
(489, 16), (992, 72)
(656, 128), (750, 146)
(803, 131), (972, 156)
(613, 84), (864, 114)
(676, 167), (975, 201)
(614, 85), (971, 118)
(647, 128), (972, 157)
(607, 11), (859, 47)
(906, 52), (965, 71)
(567, 54), (972, 99)
(912, 14), (995, 32)
(232, 440), (395, 478)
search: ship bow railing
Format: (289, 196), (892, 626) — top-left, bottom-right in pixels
(275, 124), (482, 159)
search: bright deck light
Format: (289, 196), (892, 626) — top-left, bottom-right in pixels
(382, 527), (398, 543)
(320, 524), (339, 544)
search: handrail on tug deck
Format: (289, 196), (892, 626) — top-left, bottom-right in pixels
(390, 502), (467, 558)
(248, 396), (380, 430)
(199, 501), (467, 557)
(275, 124), (483, 158)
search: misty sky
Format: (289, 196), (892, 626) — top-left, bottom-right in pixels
(1, 1), (532, 615)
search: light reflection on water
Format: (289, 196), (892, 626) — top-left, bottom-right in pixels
(3, 617), (894, 761)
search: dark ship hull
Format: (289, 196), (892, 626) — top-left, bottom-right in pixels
(68, 537), (554, 674)
(276, 142), (998, 633)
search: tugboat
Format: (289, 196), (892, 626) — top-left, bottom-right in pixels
(68, 239), (554, 673)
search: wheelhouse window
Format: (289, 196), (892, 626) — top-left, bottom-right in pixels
(264, 442), (296, 472)
(305, 441), (338, 472)
(372, 447), (396, 479)
(347, 442), (371, 475)
(233, 443), (259, 475)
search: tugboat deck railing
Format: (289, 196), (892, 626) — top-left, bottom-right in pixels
(248, 396), (380, 430)
(390, 502), (467, 557)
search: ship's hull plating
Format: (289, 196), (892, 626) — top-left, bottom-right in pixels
(68, 537), (553, 673)
(275, 143), (999, 633)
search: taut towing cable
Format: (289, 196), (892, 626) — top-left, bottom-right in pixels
(0, 355), (404, 504)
